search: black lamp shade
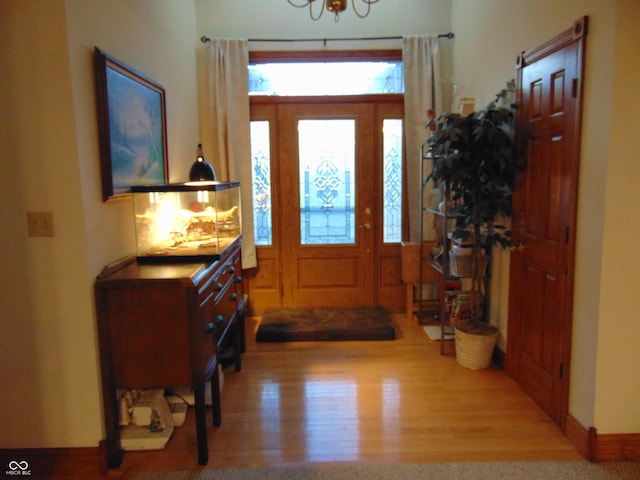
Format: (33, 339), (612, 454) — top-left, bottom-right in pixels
(189, 158), (216, 181)
(189, 144), (216, 181)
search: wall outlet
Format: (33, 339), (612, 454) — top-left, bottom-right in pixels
(26, 211), (55, 237)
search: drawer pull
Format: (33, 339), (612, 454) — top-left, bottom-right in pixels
(230, 292), (238, 301)
(236, 276), (243, 284)
(205, 322), (215, 334)
(215, 282), (223, 291)
(216, 315), (224, 324)
(229, 266), (236, 274)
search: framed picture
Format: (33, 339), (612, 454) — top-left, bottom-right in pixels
(94, 47), (169, 201)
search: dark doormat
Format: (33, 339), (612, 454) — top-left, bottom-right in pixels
(256, 306), (396, 342)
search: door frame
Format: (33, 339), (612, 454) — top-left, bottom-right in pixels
(505, 17), (588, 431)
(247, 94), (406, 313)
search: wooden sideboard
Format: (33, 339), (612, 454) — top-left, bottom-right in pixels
(95, 238), (244, 467)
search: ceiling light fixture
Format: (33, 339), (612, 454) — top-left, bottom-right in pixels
(287, 0), (380, 22)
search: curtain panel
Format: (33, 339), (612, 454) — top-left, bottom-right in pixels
(402, 35), (443, 243)
(202, 38), (257, 269)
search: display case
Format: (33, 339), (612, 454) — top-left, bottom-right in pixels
(131, 181), (241, 262)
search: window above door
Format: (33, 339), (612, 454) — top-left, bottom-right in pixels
(249, 61), (404, 96)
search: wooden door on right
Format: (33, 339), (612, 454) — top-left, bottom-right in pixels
(507, 17), (587, 428)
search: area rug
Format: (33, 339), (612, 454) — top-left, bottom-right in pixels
(423, 324), (455, 341)
(256, 306), (395, 342)
(130, 461), (640, 480)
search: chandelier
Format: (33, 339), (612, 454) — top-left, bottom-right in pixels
(287, 0), (380, 22)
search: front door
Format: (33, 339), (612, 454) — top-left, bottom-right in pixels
(248, 98), (405, 312)
(279, 102), (376, 307)
(506, 18), (587, 427)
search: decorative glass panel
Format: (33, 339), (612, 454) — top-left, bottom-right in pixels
(298, 120), (355, 245)
(250, 121), (273, 246)
(249, 62), (403, 96)
(383, 119), (403, 243)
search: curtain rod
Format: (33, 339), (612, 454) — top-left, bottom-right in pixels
(200, 32), (454, 44)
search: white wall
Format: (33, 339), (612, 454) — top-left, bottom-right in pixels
(593, 0), (640, 434)
(196, 0), (453, 51)
(451, 0), (640, 434)
(0, 0), (200, 448)
(0, 0), (92, 447)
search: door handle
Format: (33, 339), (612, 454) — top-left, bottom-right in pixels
(510, 243), (525, 252)
(359, 207), (372, 229)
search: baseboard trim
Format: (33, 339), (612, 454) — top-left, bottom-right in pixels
(565, 414), (640, 461)
(565, 414), (594, 459)
(0, 441), (107, 477)
(595, 432), (640, 461)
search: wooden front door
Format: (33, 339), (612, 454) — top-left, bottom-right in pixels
(506, 18), (587, 428)
(247, 98), (405, 313)
(279, 102), (376, 307)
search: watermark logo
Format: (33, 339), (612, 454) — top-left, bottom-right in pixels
(6, 460), (31, 476)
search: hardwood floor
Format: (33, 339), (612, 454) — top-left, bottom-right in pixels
(107, 313), (582, 477)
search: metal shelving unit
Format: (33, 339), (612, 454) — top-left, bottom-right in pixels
(417, 140), (490, 354)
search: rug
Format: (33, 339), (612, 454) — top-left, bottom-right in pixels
(423, 325), (455, 341)
(256, 306), (396, 342)
(130, 461), (640, 480)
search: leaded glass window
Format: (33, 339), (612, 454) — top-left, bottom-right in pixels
(383, 119), (403, 243)
(298, 119), (356, 245)
(250, 121), (272, 246)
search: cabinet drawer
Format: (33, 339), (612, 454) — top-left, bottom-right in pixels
(213, 281), (238, 343)
(198, 258), (236, 303)
(216, 257), (236, 293)
(198, 291), (218, 379)
(231, 250), (244, 299)
(197, 263), (222, 304)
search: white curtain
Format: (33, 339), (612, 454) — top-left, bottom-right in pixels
(203, 39), (256, 269)
(403, 35), (443, 243)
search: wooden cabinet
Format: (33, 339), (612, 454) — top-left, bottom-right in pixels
(95, 238), (244, 467)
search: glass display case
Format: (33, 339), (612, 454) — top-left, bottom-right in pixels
(131, 181), (241, 262)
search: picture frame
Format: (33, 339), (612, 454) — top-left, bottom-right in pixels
(94, 47), (169, 201)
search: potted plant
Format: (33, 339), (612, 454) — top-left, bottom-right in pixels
(426, 85), (519, 369)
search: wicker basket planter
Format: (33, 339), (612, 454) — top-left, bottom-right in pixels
(453, 323), (498, 370)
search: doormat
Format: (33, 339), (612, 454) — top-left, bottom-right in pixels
(256, 306), (396, 342)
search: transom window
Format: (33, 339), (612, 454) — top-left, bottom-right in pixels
(249, 61), (404, 96)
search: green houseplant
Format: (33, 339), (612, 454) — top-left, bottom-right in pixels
(426, 88), (519, 368)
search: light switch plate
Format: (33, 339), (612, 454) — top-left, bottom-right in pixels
(27, 211), (55, 237)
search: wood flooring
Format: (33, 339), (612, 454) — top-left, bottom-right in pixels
(105, 313), (582, 478)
